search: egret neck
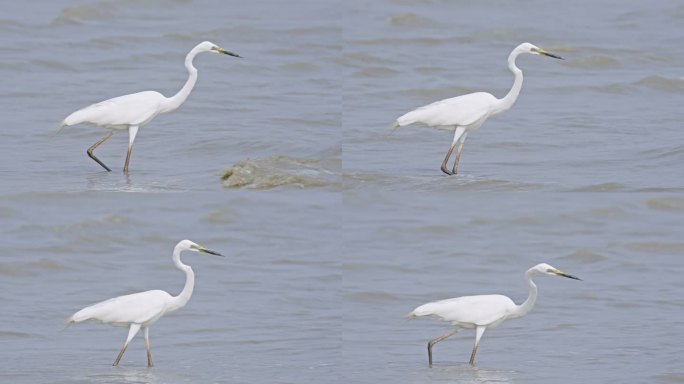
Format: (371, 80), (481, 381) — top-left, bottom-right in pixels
(508, 267), (538, 319)
(166, 244), (195, 313)
(493, 50), (524, 115)
(162, 47), (201, 113)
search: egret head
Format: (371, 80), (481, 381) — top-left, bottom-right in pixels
(178, 239), (224, 256)
(196, 41), (242, 58)
(519, 42), (564, 60)
(531, 263), (581, 280)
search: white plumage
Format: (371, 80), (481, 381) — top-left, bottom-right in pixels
(68, 290), (171, 327)
(58, 41), (241, 173)
(395, 92), (497, 130)
(393, 42), (563, 176)
(62, 91), (166, 130)
(407, 263), (580, 366)
(67, 240), (223, 367)
(409, 294), (516, 328)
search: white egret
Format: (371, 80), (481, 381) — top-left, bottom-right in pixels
(393, 43), (563, 175)
(406, 263), (580, 366)
(66, 240), (223, 367)
(59, 41), (241, 173)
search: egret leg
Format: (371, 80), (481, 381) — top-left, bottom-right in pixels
(113, 323), (141, 366)
(87, 131), (113, 172)
(441, 127), (466, 176)
(440, 143), (456, 176)
(469, 326), (487, 366)
(451, 132), (468, 175)
(427, 329), (459, 367)
(123, 125), (139, 174)
(143, 327), (153, 367)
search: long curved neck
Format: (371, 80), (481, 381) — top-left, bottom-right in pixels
(509, 269), (538, 319)
(493, 50), (524, 115)
(167, 245), (195, 313)
(162, 48), (200, 113)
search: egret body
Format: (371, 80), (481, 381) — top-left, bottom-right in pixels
(59, 41), (241, 173)
(407, 263), (580, 366)
(393, 43), (563, 175)
(67, 240), (223, 367)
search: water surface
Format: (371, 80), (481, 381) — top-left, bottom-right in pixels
(1, 0), (683, 383)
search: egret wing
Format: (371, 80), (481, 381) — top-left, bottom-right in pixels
(396, 92), (497, 128)
(412, 294), (516, 326)
(64, 91), (165, 128)
(69, 290), (172, 325)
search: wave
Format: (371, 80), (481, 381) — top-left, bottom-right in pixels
(644, 196), (684, 211)
(388, 13), (443, 28)
(343, 171), (546, 192)
(569, 182), (628, 192)
(559, 249), (609, 263)
(52, 0), (188, 25)
(221, 148), (340, 190)
(566, 55), (619, 68)
(0, 258), (70, 277)
(635, 75), (684, 92)
(52, 1), (117, 25)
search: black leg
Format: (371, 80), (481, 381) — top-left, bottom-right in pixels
(87, 131), (113, 172)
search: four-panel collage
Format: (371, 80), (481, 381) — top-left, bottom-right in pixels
(1, 1), (682, 383)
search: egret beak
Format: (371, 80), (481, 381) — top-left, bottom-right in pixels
(555, 270), (581, 280)
(197, 246), (224, 257)
(535, 48), (564, 60)
(214, 47), (242, 58)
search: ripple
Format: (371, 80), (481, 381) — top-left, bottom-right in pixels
(566, 55), (619, 68)
(635, 75), (684, 92)
(645, 196), (684, 211)
(560, 249), (609, 263)
(353, 67), (399, 78)
(342, 171), (546, 192)
(388, 13), (443, 28)
(570, 182), (629, 192)
(52, 2), (117, 25)
(0, 258), (71, 277)
(623, 242), (684, 253)
(345, 291), (400, 303)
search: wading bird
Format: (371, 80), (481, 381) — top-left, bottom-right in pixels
(393, 43), (563, 175)
(59, 41), (241, 173)
(66, 240), (223, 367)
(406, 263), (580, 366)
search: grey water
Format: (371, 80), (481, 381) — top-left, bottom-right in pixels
(1, 0), (683, 383)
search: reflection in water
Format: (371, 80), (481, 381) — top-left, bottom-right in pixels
(80, 367), (161, 384)
(83, 171), (186, 193)
(472, 366), (516, 384)
(418, 364), (517, 384)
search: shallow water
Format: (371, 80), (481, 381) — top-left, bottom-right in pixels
(342, 192), (684, 383)
(1, 0), (683, 383)
(343, 0), (684, 192)
(1, 1), (340, 383)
